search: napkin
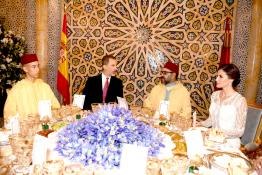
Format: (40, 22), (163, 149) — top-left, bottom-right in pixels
(157, 134), (176, 159)
(38, 100), (52, 119)
(7, 114), (20, 134)
(73, 94), (85, 109)
(32, 134), (48, 165)
(120, 144), (148, 175)
(184, 130), (204, 159)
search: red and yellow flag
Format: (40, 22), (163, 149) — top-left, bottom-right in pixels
(220, 17), (231, 66)
(57, 13), (70, 104)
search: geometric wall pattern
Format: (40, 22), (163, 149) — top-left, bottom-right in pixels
(232, 0), (252, 95)
(232, 0), (262, 105)
(48, 0), (62, 98)
(0, 0), (36, 54)
(65, 0), (237, 118)
(24, 0), (36, 54)
(0, 0), (26, 37)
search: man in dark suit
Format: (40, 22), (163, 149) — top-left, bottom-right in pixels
(82, 55), (123, 110)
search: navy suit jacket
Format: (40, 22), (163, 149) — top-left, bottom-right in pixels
(82, 74), (123, 110)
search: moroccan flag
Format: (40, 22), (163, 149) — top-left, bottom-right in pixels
(220, 17), (231, 66)
(57, 14), (70, 104)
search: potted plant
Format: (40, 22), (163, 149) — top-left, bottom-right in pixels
(0, 24), (26, 118)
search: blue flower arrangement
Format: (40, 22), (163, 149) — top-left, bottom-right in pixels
(55, 106), (165, 169)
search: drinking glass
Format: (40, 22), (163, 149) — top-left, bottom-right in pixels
(91, 103), (102, 112)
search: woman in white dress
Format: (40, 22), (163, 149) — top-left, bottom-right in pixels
(199, 64), (247, 148)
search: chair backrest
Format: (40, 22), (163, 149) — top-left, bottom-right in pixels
(241, 104), (262, 145)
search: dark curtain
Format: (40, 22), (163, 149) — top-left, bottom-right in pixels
(0, 89), (7, 118)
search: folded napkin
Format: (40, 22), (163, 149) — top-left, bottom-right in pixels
(32, 134), (48, 165)
(157, 134), (176, 159)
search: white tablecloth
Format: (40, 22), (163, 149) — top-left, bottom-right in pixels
(32, 131), (258, 175)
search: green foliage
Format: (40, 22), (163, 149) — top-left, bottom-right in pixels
(0, 24), (26, 89)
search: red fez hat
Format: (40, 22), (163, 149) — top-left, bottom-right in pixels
(21, 54), (38, 65)
(163, 61), (179, 75)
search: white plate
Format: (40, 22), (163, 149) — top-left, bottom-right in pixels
(209, 152), (253, 173)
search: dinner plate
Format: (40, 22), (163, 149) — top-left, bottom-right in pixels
(209, 151), (253, 173)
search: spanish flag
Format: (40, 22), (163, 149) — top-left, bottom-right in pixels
(57, 13), (70, 104)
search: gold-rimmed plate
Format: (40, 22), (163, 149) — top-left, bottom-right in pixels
(209, 151), (253, 173)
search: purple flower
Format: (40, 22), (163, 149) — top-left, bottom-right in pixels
(55, 106), (165, 169)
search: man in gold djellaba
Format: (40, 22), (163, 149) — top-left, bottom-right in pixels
(144, 61), (191, 120)
(4, 54), (60, 122)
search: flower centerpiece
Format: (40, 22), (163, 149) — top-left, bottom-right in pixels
(0, 24), (25, 89)
(55, 106), (165, 169)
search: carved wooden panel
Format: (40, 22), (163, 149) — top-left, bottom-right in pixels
(65, 0), (237, 117)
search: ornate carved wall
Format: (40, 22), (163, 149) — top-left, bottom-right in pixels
(65, 0), (237, 117)
(48, 0), (62, 98)
(1, 0), (261, 118)
(0, 0), (26, 36)
(231, 0), (252, 95)
(232, 0), (262, 105)
(25, 0), (36, 55)
(0, 0), (36, 54)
